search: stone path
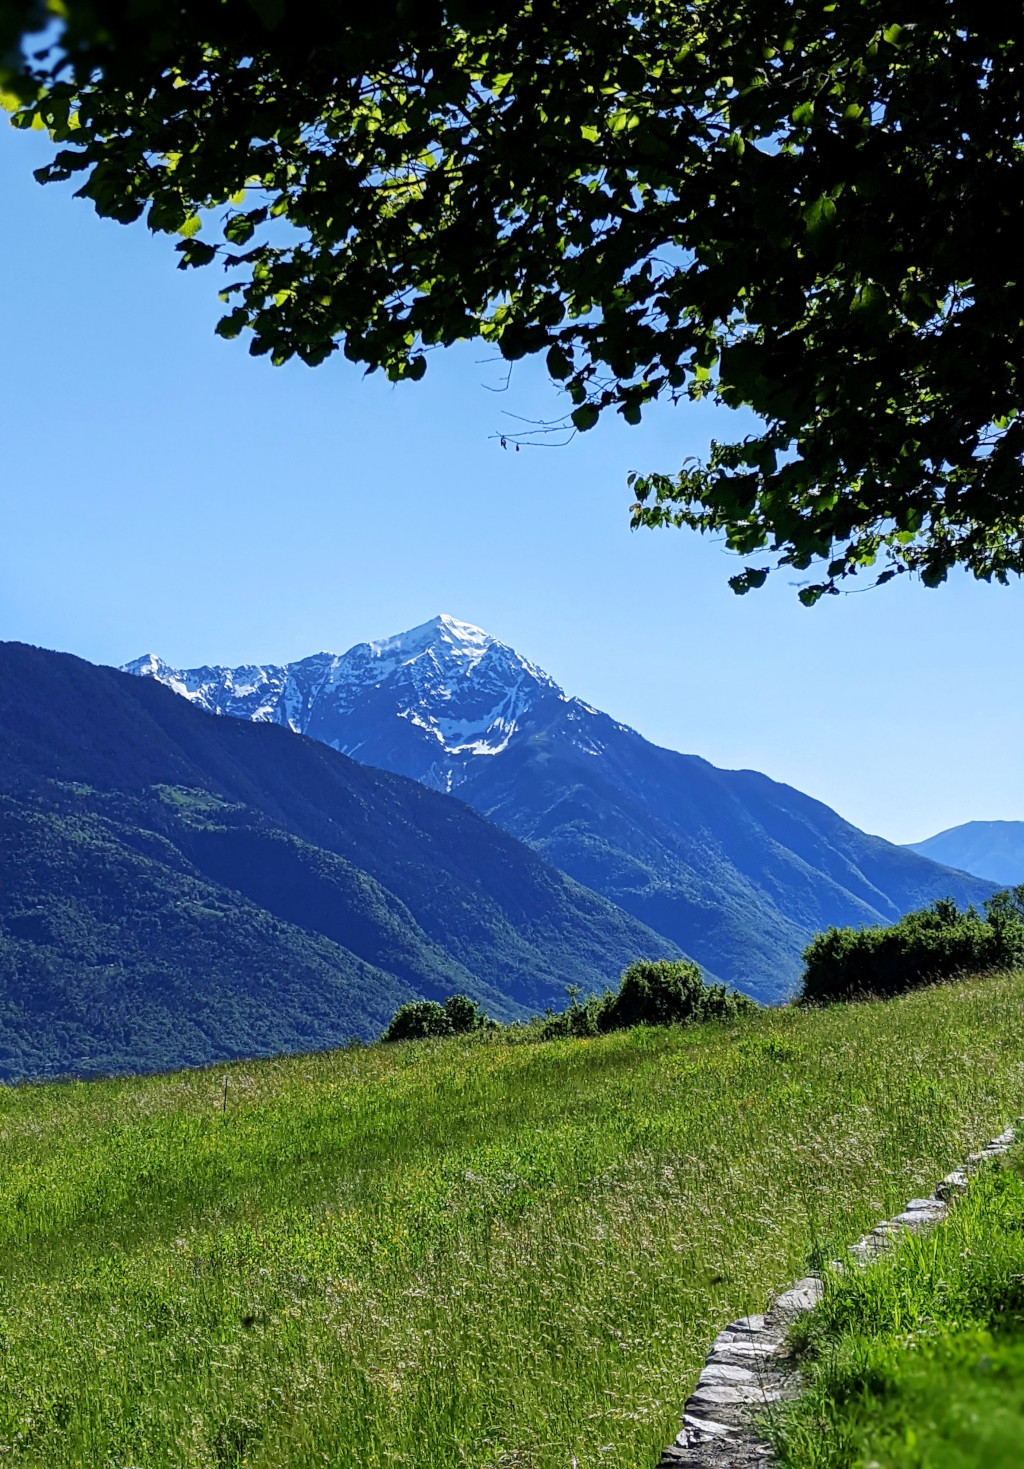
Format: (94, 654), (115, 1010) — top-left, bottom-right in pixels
(655, 1123), (1018, 1468)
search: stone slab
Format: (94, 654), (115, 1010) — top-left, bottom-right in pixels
(654, 1123), (1017, 1469)
(773, 1276), (824, 1314)
(698, 1363), (756, 1385)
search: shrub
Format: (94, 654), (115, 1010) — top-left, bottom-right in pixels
(986, 885), (1024, 951)
(539, 989), (604, 1041)
(382, 1000), (453, 1043)
(799, 888), (1024, 1005)
(381, 993), (490, 1043)
(443, 993), (485, 1034)
(383, 964), (755, 1046)
(598, 958), (754, 1030)
(541, 960), (755, 1040)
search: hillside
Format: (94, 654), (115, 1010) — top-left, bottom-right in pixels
(906, 819), (1024, 887)
(127, 615), (998, 1001)
(0, 789), (418, 1079)
(0, 641), (681, 1078)
(0, 970), (1022, 1468)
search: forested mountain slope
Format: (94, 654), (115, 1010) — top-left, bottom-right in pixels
(906, 820), (1024, 887)
(0, 641), (680, 1078)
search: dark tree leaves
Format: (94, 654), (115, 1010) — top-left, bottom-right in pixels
(4, 0), (1024, 601)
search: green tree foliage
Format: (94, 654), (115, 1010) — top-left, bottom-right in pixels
(800, 889), (1024, 1005)
(0, 791), (414, 1080)
(381, 959), (753, 1045)
(4, 1), (1023, 600)
(381, 991), (489, 1042)
(542, 958), (755, 1039)
(382, 1000), (454, 1043)
(601, 958), (753, 1030)
(442, 992), (487, 1034)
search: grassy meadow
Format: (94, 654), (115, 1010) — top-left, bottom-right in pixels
(774, 1146), (1024, 1468)
(2, 973), (1024, 1468)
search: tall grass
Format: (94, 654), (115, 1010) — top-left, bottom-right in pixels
(1, 974), (1023, 1467)
(773, 1149), (1024, 1468)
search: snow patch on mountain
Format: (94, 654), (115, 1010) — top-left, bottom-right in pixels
(124, 654), (296, 725)
(123, 614), (585, 771)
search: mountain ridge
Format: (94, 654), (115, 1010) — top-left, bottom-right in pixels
(905, 820), (1024, 888)
(125, 617), (996, 1000)
(0, 639), (683, 1078)
(126, 615), (599, 792)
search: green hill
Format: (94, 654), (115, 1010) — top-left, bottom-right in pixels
(774, 1152), (1024, 1469)
(0, 788), (439, 1079)
(0, 970), (1021, 1467)
(0, 641), (684, 1078)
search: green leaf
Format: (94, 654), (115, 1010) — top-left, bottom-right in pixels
(729, 566), (769, 594)
(215, 308), (248, 340)
(546, 344), (572, 380)
(177, 239), (217, 268)
(851, 281), (885, 313)
(146, 196), (187, 234)
(620, 400), (642, 425)
(802, 196), (836, 234)
(571, 404), (599, 432)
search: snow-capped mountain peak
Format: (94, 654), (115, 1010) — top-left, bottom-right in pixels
(122, 615), (572, 788)
(367, 613), (493, 668)
(123, 652), (165, 679)
(122, 651), (292, 723)
(359, 613), (554, 690)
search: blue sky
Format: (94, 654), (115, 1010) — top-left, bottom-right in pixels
(2, 121), (1021, 845)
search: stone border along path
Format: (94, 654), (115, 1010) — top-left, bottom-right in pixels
(655, 1122), (1020, 1468)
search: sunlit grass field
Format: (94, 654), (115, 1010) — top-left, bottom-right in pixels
(2, 973), (1024, 1468)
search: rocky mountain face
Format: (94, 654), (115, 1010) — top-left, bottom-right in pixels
(126, 616), (996, 1002)
(126, 616), (570, 793)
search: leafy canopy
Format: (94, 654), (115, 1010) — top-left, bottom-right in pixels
(382, 992), (488, 1042)
(4, 0), (1023, 601)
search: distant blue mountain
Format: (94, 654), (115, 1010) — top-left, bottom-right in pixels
(905, 821), (1024, 888)
(126, 616), (996, 1001)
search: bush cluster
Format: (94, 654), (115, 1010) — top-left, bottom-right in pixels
(381, 993), (489, 1043)
(799, 887), (1024, 1005)
(541, 959), (754, 1039)
(382, 961), (755, 1046)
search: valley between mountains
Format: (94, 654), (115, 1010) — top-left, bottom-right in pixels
(128, 614), (993, 1002)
